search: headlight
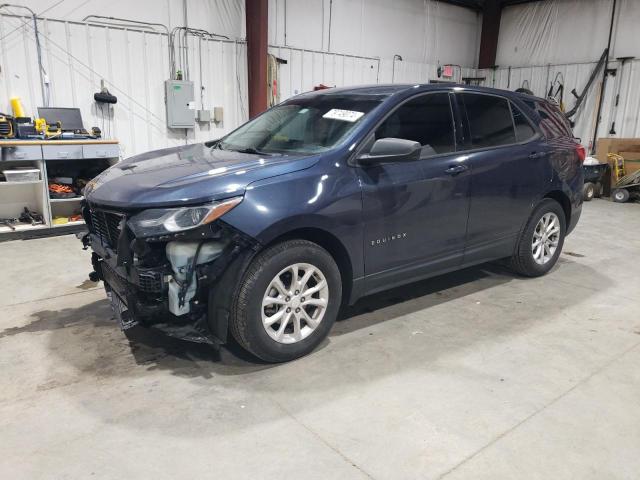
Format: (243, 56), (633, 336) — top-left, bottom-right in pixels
(128, 196), (242, 237)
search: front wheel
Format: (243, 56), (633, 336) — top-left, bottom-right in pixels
(510, 199), (566, 277)
(230, 239), (342, 362)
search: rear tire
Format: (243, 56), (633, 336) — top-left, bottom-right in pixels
(229, 239), (342, 363)
(582, 182), (595, 201)
(510, 199), (566, 277)
(612, 188), (629, 203)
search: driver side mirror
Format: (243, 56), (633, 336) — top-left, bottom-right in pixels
(357, 138), (421, 165)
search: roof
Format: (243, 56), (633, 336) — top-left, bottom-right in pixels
(294, 83), (546, 102)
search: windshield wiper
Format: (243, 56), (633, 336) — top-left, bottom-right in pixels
(234, 147), (271, 156)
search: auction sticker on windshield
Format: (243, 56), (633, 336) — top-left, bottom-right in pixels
(322, 109), (365, 122)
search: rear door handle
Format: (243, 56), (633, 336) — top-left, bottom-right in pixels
(444, 164), (468, 175)
(529, 151), (547, 159)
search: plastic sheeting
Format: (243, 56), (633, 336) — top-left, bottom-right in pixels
(269, 0), (481, 71)
(497, 0), (640, 66)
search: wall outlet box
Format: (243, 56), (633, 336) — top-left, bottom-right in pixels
(196, 109), (211, 122)
(213, 106), (224, 123)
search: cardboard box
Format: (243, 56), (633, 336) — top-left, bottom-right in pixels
(595, 138), (640, 185)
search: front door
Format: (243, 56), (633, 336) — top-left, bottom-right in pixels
(356, 92), (471, 292)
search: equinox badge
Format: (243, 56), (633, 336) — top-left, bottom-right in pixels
(370, 232), (407, 247)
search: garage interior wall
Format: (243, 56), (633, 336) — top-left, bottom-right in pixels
(269, 0), (481, 100)
(0, 0), (483, 157)
(481, 0), (640, 149)
(0, 0), (247, 159)
(7, 1), (637, 159)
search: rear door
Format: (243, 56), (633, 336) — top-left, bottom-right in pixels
(458, 92), (548, 263)
(357, 92), (472, 291)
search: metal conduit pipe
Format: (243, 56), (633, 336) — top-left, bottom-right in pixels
(82, 15), (171, 77)
(0, 4), (48, 106)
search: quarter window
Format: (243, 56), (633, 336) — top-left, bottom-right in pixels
(462, 93), (516, 148)
(523, 99), (572, 139)
(510, 102), (536, 142)
(374, 93), (456, 157)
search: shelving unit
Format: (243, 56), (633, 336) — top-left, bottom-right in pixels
(0, 140), (119, 240)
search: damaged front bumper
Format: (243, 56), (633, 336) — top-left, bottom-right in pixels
(81, 204), (257, 345)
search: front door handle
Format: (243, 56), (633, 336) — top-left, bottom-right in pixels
(444, 164), (468, 175)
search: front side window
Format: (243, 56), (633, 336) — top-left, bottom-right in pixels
(462, 93), (516, 148)
(510, 102), (536, 142)
(374, 93), (456, 157)
(219, 95), (384, 155)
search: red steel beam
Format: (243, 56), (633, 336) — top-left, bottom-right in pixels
(246, 0), (268, 118)
(478, 0), (501, 69)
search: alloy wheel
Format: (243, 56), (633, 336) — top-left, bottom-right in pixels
(261, 263), (329, 344)
(532, 212), (560, 265)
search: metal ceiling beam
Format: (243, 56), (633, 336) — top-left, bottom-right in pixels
(478, 0), (501, 68)
(436, 0), (484, 11)
(246, 0), (268, 118)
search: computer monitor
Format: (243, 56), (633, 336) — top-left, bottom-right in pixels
(37, 107), (85, 132)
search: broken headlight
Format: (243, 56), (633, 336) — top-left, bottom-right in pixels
(128, 196), (242, 237)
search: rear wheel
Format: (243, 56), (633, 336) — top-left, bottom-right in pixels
(612, 188), (629, 203)
(510, 199), (566, 277)
(582, 182), (595, 201)
(230, 239), (341, 362)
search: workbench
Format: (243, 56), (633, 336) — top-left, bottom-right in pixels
(0, 139), (119, 240)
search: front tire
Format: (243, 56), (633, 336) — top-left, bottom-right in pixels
(230, 239), (342, 362)
(510, 199), (566, 277)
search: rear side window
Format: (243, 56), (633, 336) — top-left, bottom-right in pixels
(523, 100), (572, 138)
(462, 93), (516, 148)
(375, 93), (455, 156)
(510, 102), (536, 142)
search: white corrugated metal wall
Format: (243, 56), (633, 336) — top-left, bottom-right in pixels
(0, 13), (247, 158)
(268, 45), (380, 101)
(269, 45), (478, 103)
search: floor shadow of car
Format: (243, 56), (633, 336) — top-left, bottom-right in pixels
(334, 262), (513, 336)
(27, 257), (596, 383)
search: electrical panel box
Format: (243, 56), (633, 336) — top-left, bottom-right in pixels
(165, 80), (195, 129)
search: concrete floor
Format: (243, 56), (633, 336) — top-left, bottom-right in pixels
(1, 198), (639, 479)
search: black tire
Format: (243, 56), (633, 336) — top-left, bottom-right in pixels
(510, 199), (566, 277)
(612, 188), (629, 203)
(229, 239), (342, 362)
(594, 182), (603, 198)
(582, 182), (595, 201)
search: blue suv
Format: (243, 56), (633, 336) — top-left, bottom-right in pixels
(82, 84), (584, 362)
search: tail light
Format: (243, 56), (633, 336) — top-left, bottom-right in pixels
(575, 143), (586, 163)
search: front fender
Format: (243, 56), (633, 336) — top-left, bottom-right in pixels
(221, 161), (364, 278)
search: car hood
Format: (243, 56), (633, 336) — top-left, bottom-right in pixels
(85, 143), (320, 209)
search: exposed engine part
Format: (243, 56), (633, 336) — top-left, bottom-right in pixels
(166, 240), (227, 316)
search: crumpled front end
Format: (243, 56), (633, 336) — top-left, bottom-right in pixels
(80, 201), (257, 344)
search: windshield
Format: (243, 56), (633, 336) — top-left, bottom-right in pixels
(218, 94), (384, 155)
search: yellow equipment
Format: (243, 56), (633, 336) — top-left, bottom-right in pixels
(34, 117), (61, 138)
(10, 96), (25, 118)
(0, 114), (14, 138)
(34, 117), (46, 133)
(608, 153), (626, 183)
